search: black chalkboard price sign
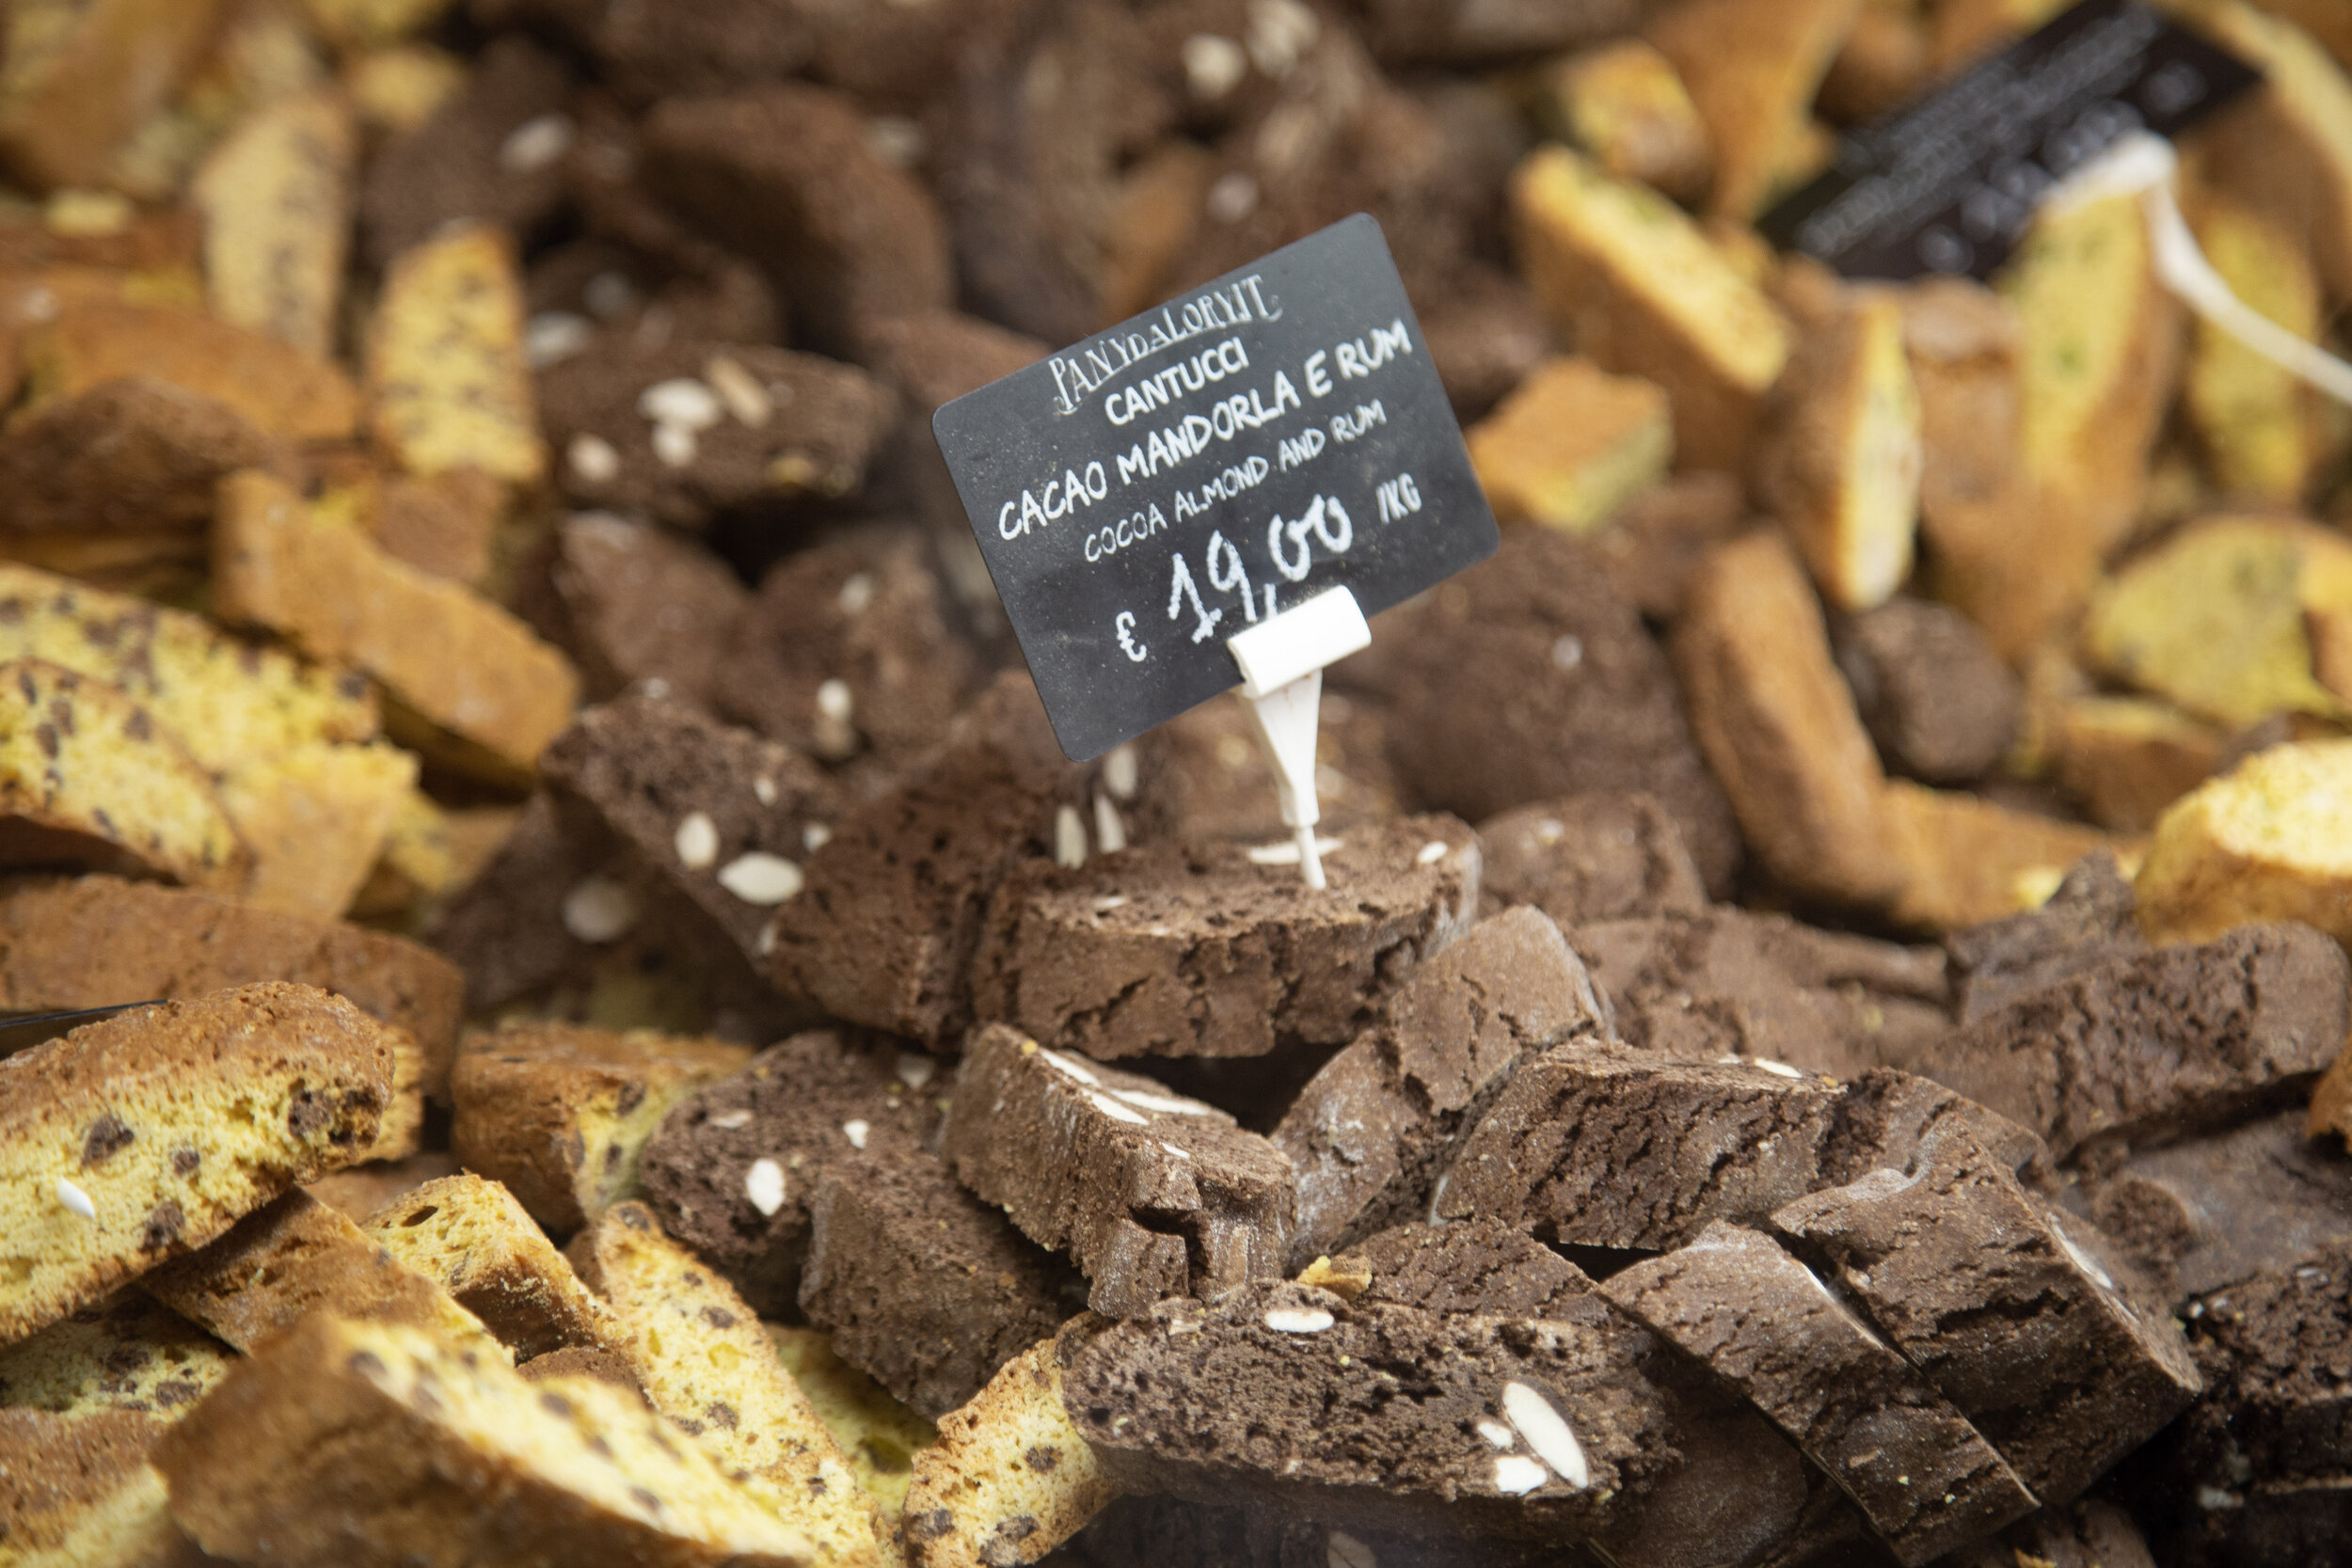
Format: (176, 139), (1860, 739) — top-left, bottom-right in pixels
(934, 214), (1500, 762)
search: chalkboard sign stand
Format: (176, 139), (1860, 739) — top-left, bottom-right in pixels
(1228, 585), (1373, 888)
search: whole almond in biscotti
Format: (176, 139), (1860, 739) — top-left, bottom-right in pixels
(21, 296), (361, 443)
(0, 982), (395, 1345)
(1510, 144), (1789, 475)
(568, 1203), (890, 1568)
(0, 657), (246, 892)
(213, 468), (580, 782)
(366, 222), (547, 483)
(154, 1314), (816, 1568)
(194, 86), (357, 358)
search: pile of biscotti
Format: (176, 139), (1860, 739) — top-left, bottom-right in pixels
(4, 0), (2352, 1564)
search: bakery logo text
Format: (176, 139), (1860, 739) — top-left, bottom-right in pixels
(1047, 277), (1284, 416)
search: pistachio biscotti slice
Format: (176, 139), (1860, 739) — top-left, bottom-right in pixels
(569, 1203), (891, 1568)
(363, 1173), (622, 1360)
(142, 1189), (497, 1356)
(0, 982), (396, 1344)
(452, 1022), (753, 1234)
(155, 1314), (816, 1568)
(0, 1291), (234, 1418)
(2135, 736), (2352, 952)
(366, 223), (546, 483)
(769, 1326), (938, 1514)
(0, 657), (247, 890)
(900, 1321), (1118, 1568)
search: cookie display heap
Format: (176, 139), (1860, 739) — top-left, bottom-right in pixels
(1, 1), (2351, 1566)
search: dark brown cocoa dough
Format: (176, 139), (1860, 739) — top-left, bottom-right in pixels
(540, 693), (837, 974)
(1926, 923), (2352, 1162)
(942, 1024), (1295, 1317)
(2071, 1109), (2352, 1303)
(1774, 1124), (2201, 1505)
(1944, 1499), (2160, 1568)
(2155, 1241), (2352, 1566)
(972, 816), (1480, 1064)
(360, 36), (576, 266)
(1367, 528), (1741, 895)
(1145, 689), (1402, 846)
(1061, 1279), (1679, 1544)
(1942, 851), (2147, 1024)
(716, 536), (977, 773)
(1075, 1495), (1563, 1568)
(1820, 1067), (2052, 1192)
(1832, 596), (2022, 785)
(1476, 791), (1708, 927)
(1275, 908), (1610, 1266)
(799, 1152), (1088, 1419)
(470, 0), (818, 103)
(1357, 0), (1656, 65)
(633, 1027), (946, 1315)
(514, 514), (750, 709)
(638, 84), (955, 359)
(536, 336), (896, 528)
(1421, 264), (1555, 422)
(1436, 1041), (1841, 1251)
(1593, 472), (1755, 624)
(760, 670), (1146, 1042)
(429, 794), (612, 1014)
(1339, 1219), (1595, 1319)
(1601, 1223), (2040, 1566)
(1568, 907), (1952, 1081)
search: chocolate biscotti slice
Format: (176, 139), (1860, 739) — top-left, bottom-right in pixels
(943, 1025), (1295, 1316)
(539, 692), (839, 974)
(143, 1189), (497, 1355)
(1775, 1123), (2201, 1504)
(452, 1020), (752, 1234)
(1277, 908), (1612, 1267)
(156, 1314), (815, 1567)
(0, 982), (394, 1344)
(972, 815), (1479, 1062)
(1476, 791), (1709, 927)
(1434, 1040), (1843, 1251)
(568, 1203), (889, 1568)
(1062, 1278), (1678, 1545)
(0, 657), (246, 891)
(362, 1173), (621, 1360)
(1602, 1222), (2038, 1565)
(901, 1317), (1118, 1568)
(1927, 922), (2351, 1161)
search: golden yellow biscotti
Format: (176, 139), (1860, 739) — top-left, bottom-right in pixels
(1644, 0), (1861, 220)
(154, 1313), (817, 1568)
(142, 1189), (496, 1356)
(0, 1406), (195, 1568)
(1672, 530), (1902, 907)
(452, 1022), (753, 1235)
(2181, 0), (2352, 306)
(2081, 514), (2352, 730)
(1754, 284), (1923, 611)
(1534, 39), (1713, 205)
(21, 295), (361, 443)
(768, 1326), (938, 1514)
(0, 872), (464, 1140)
(192, 85), (356, 359)
(0, 0), (221, 191)
(0, 1290), (234, 1417)
(2181, 184), (2331, 500)
(214, 468), (580, 780)
(899, 1320), (1119, 1568)
(2050, 694), (2229, 834)
(2135, 736), (2352, 951)
(342, 41), (469, 136)
(363, 1173), (622, 1361)
(215, 736), (419, 918)
(366, 223), (546, 483)
(1466, 356), (1673, 535)
(1511, 144), (1791, 471)
(1881, 778), (2122, 932)
(569, 1204), (891, 1568)
(0, 982), (396, 1345)
(0, 562), (376, 772)
(0, 657), (247, 892)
